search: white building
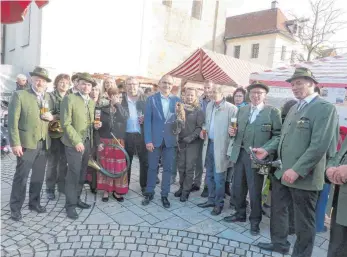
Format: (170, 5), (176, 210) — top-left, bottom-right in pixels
(1, 0), (231, 82)
(224, 1), (317, 68)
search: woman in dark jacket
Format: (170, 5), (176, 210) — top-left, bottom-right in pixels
(174, 88), (204, 202)
(95, 87), (129, 202)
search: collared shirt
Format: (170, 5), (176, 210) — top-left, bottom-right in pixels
(249, 102), (265, 124)
(199, 96), (210, 114)
(31, 85), (43, 100)
(298, 92), (318, 110)
(126, 97), (141, 133)
(209, 99), (224, 140)
(79, 92), (90, 104)
(160, 93), (171, 119)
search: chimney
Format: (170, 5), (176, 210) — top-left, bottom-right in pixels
(271, 0), (278, 9)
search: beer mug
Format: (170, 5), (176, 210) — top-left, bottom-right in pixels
(94, 110), (101, 125)
(40, 100), (49, 115)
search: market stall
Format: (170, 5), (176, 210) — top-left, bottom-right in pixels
(250, 55), (347, 126)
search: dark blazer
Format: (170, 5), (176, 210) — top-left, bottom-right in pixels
(121, 92), (147, 134)
(96, 103), (129, 141)
(144, 92), (181, 148)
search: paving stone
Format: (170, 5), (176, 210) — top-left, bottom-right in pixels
(169, 248), (182, 256)
(199, 247), (210, 254)
(71, 242), (83, 249)
(61, 249), (74, 256)
(136, 238), (147, 244)
(106, 249), (119, 256)
(210, 249), (221, 257)
(188, 244), (199, 252)
(125, 236), (136, 243)
(147, 239), (157, 245)
(114, 236), (125, 242)
(90, 242), (101, 248)
(177, 243), (188, 250)
(182, 251), (193, 257)
(114, 243), (125, 250)
(138, 245), (148, 252)
(131, 251), (143, 257)
(148, 246), (159, 253)
(126, 243), (138, 251)
(59, 243), (72, 250)
(158, 247), (170, 254)
(94, 249), (107, 256)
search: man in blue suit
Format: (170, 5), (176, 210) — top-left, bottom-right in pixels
(142, 75), (181, 208)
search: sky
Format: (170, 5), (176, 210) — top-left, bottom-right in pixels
(226, 0), (347, 53)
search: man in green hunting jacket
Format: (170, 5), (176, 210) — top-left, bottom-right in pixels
(8, 67), (54, 221)
(326, 138), (347, 257)
(60, 72), (101, 220)
(223, 81), (282, 236)
(257, 67), (339, 257)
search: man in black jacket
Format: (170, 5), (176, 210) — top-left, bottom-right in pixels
(122, 77), (148, 193)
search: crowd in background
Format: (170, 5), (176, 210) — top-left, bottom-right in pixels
(6, 67), (347, 257)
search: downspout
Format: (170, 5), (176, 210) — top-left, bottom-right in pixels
(212, 0), (219, 52)
(223, 36), (227, 55)
(1, 25), (6, 64)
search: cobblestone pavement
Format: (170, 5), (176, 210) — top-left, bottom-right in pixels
(1, 156), (330, 257)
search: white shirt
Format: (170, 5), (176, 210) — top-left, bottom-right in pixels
(78, 92), (90, 104)
(249, 102), (265, 124)
(298, 93), (318, 110)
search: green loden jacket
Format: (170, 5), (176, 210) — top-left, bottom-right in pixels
(326, 138), (347, 226)
(60, 93), (95, 148)
(229, 105), (282, 164)
(8, 88), (52, 150)
(276, 97), (339, 191)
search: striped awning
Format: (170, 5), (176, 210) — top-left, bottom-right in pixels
(167, 48), (268, 87)
(250, 54), (347, 88)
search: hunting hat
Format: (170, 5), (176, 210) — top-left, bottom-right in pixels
(29, 67), (52, 82)
(77, 72), (97, 87)
(285, 67), (318, 84)
(247, 81), (269, 93)
(71, 72), (81, 81)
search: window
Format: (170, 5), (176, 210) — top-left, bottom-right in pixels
(234, 45), (241, 59)
(291, 50), (297, 63)
(191, 0), (203, 20)
(162, 0), (172, 7)
(251, 44), (259, 58)
(281, 46), (286, 61)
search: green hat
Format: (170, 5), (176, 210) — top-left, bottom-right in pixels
(71, 72), (81, 81)
(247, 81), (269, 93)
(29, 67), (52, 82)
(77, 72), (97, 87)
(286, 67), (318, 84)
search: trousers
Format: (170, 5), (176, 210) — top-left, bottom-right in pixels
(10, 141), (47, 213)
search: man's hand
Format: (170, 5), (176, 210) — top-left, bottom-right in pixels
(199, 131), (206, 140)
(282, 169), (300, 184)
(251, 148), (269, 160)
(75, 143), (85, 152)
(333, 165), (347, 184)
(97, 143), (104, 152)
(94, 121), (102, 130)
(146, 143), (154, 152)
(326, 167), (338, 184)
(228, 126), (237, 137)
(12, 146), (23, 157)
(41, 112), (54, 121)
(138, 116), (144, 125)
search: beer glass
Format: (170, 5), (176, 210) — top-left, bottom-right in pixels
(94, 110), (101, 125)
(40, 100), (49, 115)
(230, 117), (237, 137)
(201, 124), (207, 139)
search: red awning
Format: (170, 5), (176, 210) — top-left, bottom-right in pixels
(167, 48), (268, 86)
(1, 0), (49, 24)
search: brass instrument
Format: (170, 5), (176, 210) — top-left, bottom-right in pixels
(49, 120), (64, 133)
(249, 147), (282, 175)
(87, 133), (130, 178)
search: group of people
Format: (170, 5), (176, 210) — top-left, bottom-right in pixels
(7, 66), (347, 257)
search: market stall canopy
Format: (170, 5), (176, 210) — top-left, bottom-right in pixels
(167, 48), (268, 87)
(1, 0), (49, 24)
(250, 54), (347, 88)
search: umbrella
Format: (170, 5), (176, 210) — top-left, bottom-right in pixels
(1, 0), (49, 24)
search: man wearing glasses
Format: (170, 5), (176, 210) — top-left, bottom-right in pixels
(224, 81), (282, 236)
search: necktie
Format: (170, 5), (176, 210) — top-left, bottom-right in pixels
(297, 100), (307, 111)
(249, 106), (257, 123)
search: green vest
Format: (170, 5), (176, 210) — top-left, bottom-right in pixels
(230, 105), (282, 163)
(8, 88), (52, 149)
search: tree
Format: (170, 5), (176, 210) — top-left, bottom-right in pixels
(293, 0), (346, 61)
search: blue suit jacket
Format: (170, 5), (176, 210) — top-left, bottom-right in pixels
(144, 92), (181, 148)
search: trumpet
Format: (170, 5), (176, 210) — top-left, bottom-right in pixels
(49, 120), (64, 133)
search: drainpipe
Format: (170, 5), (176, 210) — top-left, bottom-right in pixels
(212, 1), (219, 52)
(223, 36), (227, 55)
(1, 25), (6, 64)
